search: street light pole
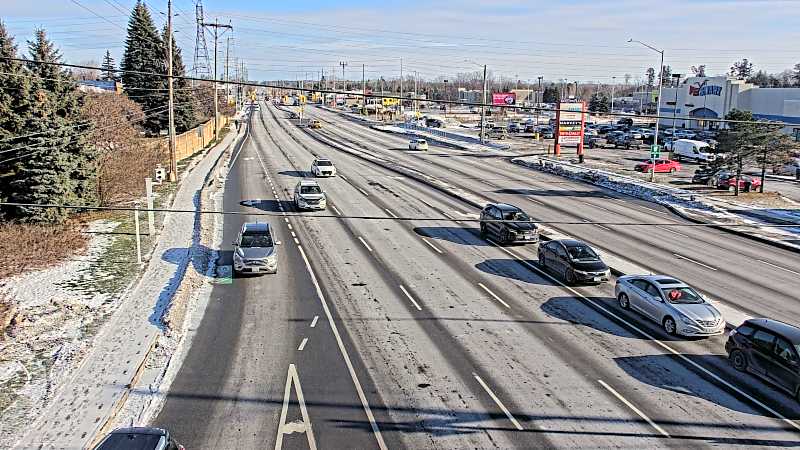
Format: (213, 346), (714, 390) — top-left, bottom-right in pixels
(537, 76), (543, 126)
(610, 76), (616, 113)
(481, 64), (487, 143)
(166, 0), (176, 182)
(629, 38), (664, 182)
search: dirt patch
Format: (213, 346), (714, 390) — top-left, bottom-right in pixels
(0, 222), (88, 280)
(0, 295), (14, 341)
(708, 190), (797, 208)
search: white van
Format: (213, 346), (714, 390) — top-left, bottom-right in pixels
(670, 139), (717, 163)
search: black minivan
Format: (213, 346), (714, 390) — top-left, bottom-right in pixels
(726, 318), (800, 401)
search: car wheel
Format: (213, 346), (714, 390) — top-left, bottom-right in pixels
(670, 168), (676, 174)
(618, 293), (630, 309)
(501, 228), (511, 244)
(538, 253), (546, 268)
(663, 317), (678, 336)
(565, 269), (576, 285)
(729, 349), (748, 372)
(479, 223), (487, 238)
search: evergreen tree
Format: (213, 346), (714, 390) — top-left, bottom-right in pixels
(162, 24), (196, 133)
(646, 67), (655, 88)
(101, 49), (116, 81)
(121, 1), (165, 135)
(0, 21), (33, 218)
(589, 92), (610, 113)
(7, 29), (95, 222)
(542, 84), (559, 103)
(730, 59), (754, 79)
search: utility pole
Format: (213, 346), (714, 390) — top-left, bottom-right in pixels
(537, 76), (543, 126)
(480, 64), (487, 143)
(339, 61), (347, 91)
(167, 0), (177, 182)
(400, 58), (403, 115)
(362, 64), (366, 115)
(414, 70), (418, 116)
(201, 19), (233, 141)
(225, 36), (231, 99)
(611, 76), (616, 112)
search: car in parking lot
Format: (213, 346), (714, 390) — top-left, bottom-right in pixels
(93, 427), (184, 450)
(294, 179), (327, 210)
(586, 136), (610, 149)
(488, 126), (509, 139)
(635, 159), (681, 173)
(507, 122), (521, 133)
(232, 222), (279, 275)
(479, 203), (539, 245)
(613, 135), (645, 149)
(408, 138), (429, 150)
(311, 157), (337, 177)
(773, 158), (800, 176)
(726, 318), (800, 401)
(615, 275), (725, 336)
(537, 239), (610, 284)
(709, 170), (761, 191)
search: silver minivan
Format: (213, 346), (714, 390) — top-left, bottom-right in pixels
(615, 275), (724, 336)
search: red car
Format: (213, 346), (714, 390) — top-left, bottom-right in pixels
(635, 159), (681, 173)
(710, 170), (762, 191)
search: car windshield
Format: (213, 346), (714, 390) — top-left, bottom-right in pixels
(503, 211), (529, 221)
(316, 160), (332, 166)
(300, 185), (322, 194)
(241, 232), (273, 248)
(95, 433), (164, 449)
(567, 245), (599, 261)
(662, 286), (704, 304)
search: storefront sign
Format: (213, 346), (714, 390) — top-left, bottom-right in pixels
(689, 80), (722, 97)
(555, 101), (585, 147)
(492, 92), (516, 106)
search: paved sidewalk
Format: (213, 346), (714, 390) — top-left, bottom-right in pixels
(14, 128), (241, 450)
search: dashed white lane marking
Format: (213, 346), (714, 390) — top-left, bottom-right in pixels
(339, 174), (349, 181)
(473, 373), (523, 431)
(284, 218), (289, 223)
(331, 205), (342, 216)
(298, 337), (309, 351)
(489, 239), (800, 433)
(582, 218), (611, 231)
(287, 223), (293, 230)
(477, 283), (511, 309)
(658, 226), (692, 239)
(421, 237), (444, 254)
(398, 285), (423, 311)
(757, 259), (800, 276)
(526, 196), (544, 205)
(442, 211), (455, 220)
(356, 187), (370, 197)
(293, 238), (300, 245)
(291, 231), (297, 238)
(673, 253), (717, 271)
(384, 208), (398, 218)
(358, 236), (373, 253)
(310, 315), (319, 328)
(295, 245), (387, 449)
(598, 379), (670, 438)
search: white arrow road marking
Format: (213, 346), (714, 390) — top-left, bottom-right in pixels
(275, 364), (317, 450)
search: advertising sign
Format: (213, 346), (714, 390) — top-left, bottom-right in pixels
(689, 79), (722, 97)
(492, 92), (516, 106)
(554, 101), (586, 157)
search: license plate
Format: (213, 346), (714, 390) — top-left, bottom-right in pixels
(252, 267), (260, 273)
(593, 277), (602, 282)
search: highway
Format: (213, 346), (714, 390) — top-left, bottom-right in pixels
(155, 102), (800, 449)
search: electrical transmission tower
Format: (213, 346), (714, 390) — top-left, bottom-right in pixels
(193, 0), (211, 80)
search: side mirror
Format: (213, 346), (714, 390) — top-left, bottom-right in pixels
(275, 241), (282, 246)
(231, 241), (238, 247)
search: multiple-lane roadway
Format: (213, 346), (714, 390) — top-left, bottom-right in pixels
(156, 102), (800, 449)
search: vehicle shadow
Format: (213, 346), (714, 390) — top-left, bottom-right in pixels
(474, 258), (552, 285)
(413, 226), (490, 246)
(239, 199), (287, 212)
(614, 354), (800, 420)
(278, 170), (308, 178)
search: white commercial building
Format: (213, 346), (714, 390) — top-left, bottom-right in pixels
(659, 76), (800, 136)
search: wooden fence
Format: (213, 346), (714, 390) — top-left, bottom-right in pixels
(172, 115), (229, 162)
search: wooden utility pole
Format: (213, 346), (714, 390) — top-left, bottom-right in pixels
(167, 0), (177, 181)
(200, 19), (232, 141)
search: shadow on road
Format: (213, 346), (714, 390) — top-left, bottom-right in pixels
(495, 188), (614, 198)
(239, 199), (287, 212)
(474, 258), (551, 285)
(278, 170), (308, 178)
(413, 226), (489, 246)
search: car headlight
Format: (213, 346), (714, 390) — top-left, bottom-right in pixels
(266, 255), (277, 266)
(675, 311), (694, 325)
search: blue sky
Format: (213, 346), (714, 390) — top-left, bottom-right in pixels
(3, 0), (800, 84)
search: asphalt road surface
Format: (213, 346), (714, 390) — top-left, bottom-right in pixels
(154, 102), (800, 449)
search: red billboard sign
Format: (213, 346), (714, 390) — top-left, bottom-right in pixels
(492, 92), (516, 106)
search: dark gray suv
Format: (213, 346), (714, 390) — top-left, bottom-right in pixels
(726, 318), (800, 402)
(479, 203), (538, 245)
(93, 427), (184, 450)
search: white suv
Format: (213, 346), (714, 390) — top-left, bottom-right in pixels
(408, 138), (428, 151)
(311, 158), (337, 177)
(294, 179), (327, 210)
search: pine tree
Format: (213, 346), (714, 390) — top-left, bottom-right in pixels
(121, 0), (166, 135)
(162, 24), (196, 133)
(0, 21), (33, 218)
(589, 92), (610, 113)
(6, 29), (92, 222)
(101, 49), (116, 81)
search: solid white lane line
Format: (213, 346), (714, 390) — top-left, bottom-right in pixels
(582, 219), (611, 231)
(358, 236), (373, 253)
(331, 205), (342, 216)
(421, 237), (444, 254)
(657, 226), (691, 239)
(356, 187), (370, 197)
(298, 337), (309, 351)
(477, 283), (511, 309)
(384, 208), (398, 218)
(488, 239), (800, 433)
(673, 253), (717, 271)
(295, 245), (387, 449)
(339, 174), (349, 181)
(310, 316), (319, 328)
(398, 285), (423, 311)
(757, 259), (800, 276)
(293, 238), (300, 245)
(442, 211), (455, 220)
(526, 196), (544, 205)
(473, 373), (523, 431)
(598, 380), (670, 438)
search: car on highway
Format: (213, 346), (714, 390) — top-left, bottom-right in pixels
(726, 318), (800, 401)
(709, 170), (761, 191)
(232, 222), (279, 275)
(408, 138), (429, 151)
(311, 157), (337, 177)
(93, 427), (184, 450)
(615, 275), (725, 336)
(309, 119), (322, 128)
(537, 239), (610, 285)
(479, 203), (539, 245)
(634, 159), (681, 173)
(294, 179), (327, 210)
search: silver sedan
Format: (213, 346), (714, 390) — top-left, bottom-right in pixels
(615, 275), (725, 337)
